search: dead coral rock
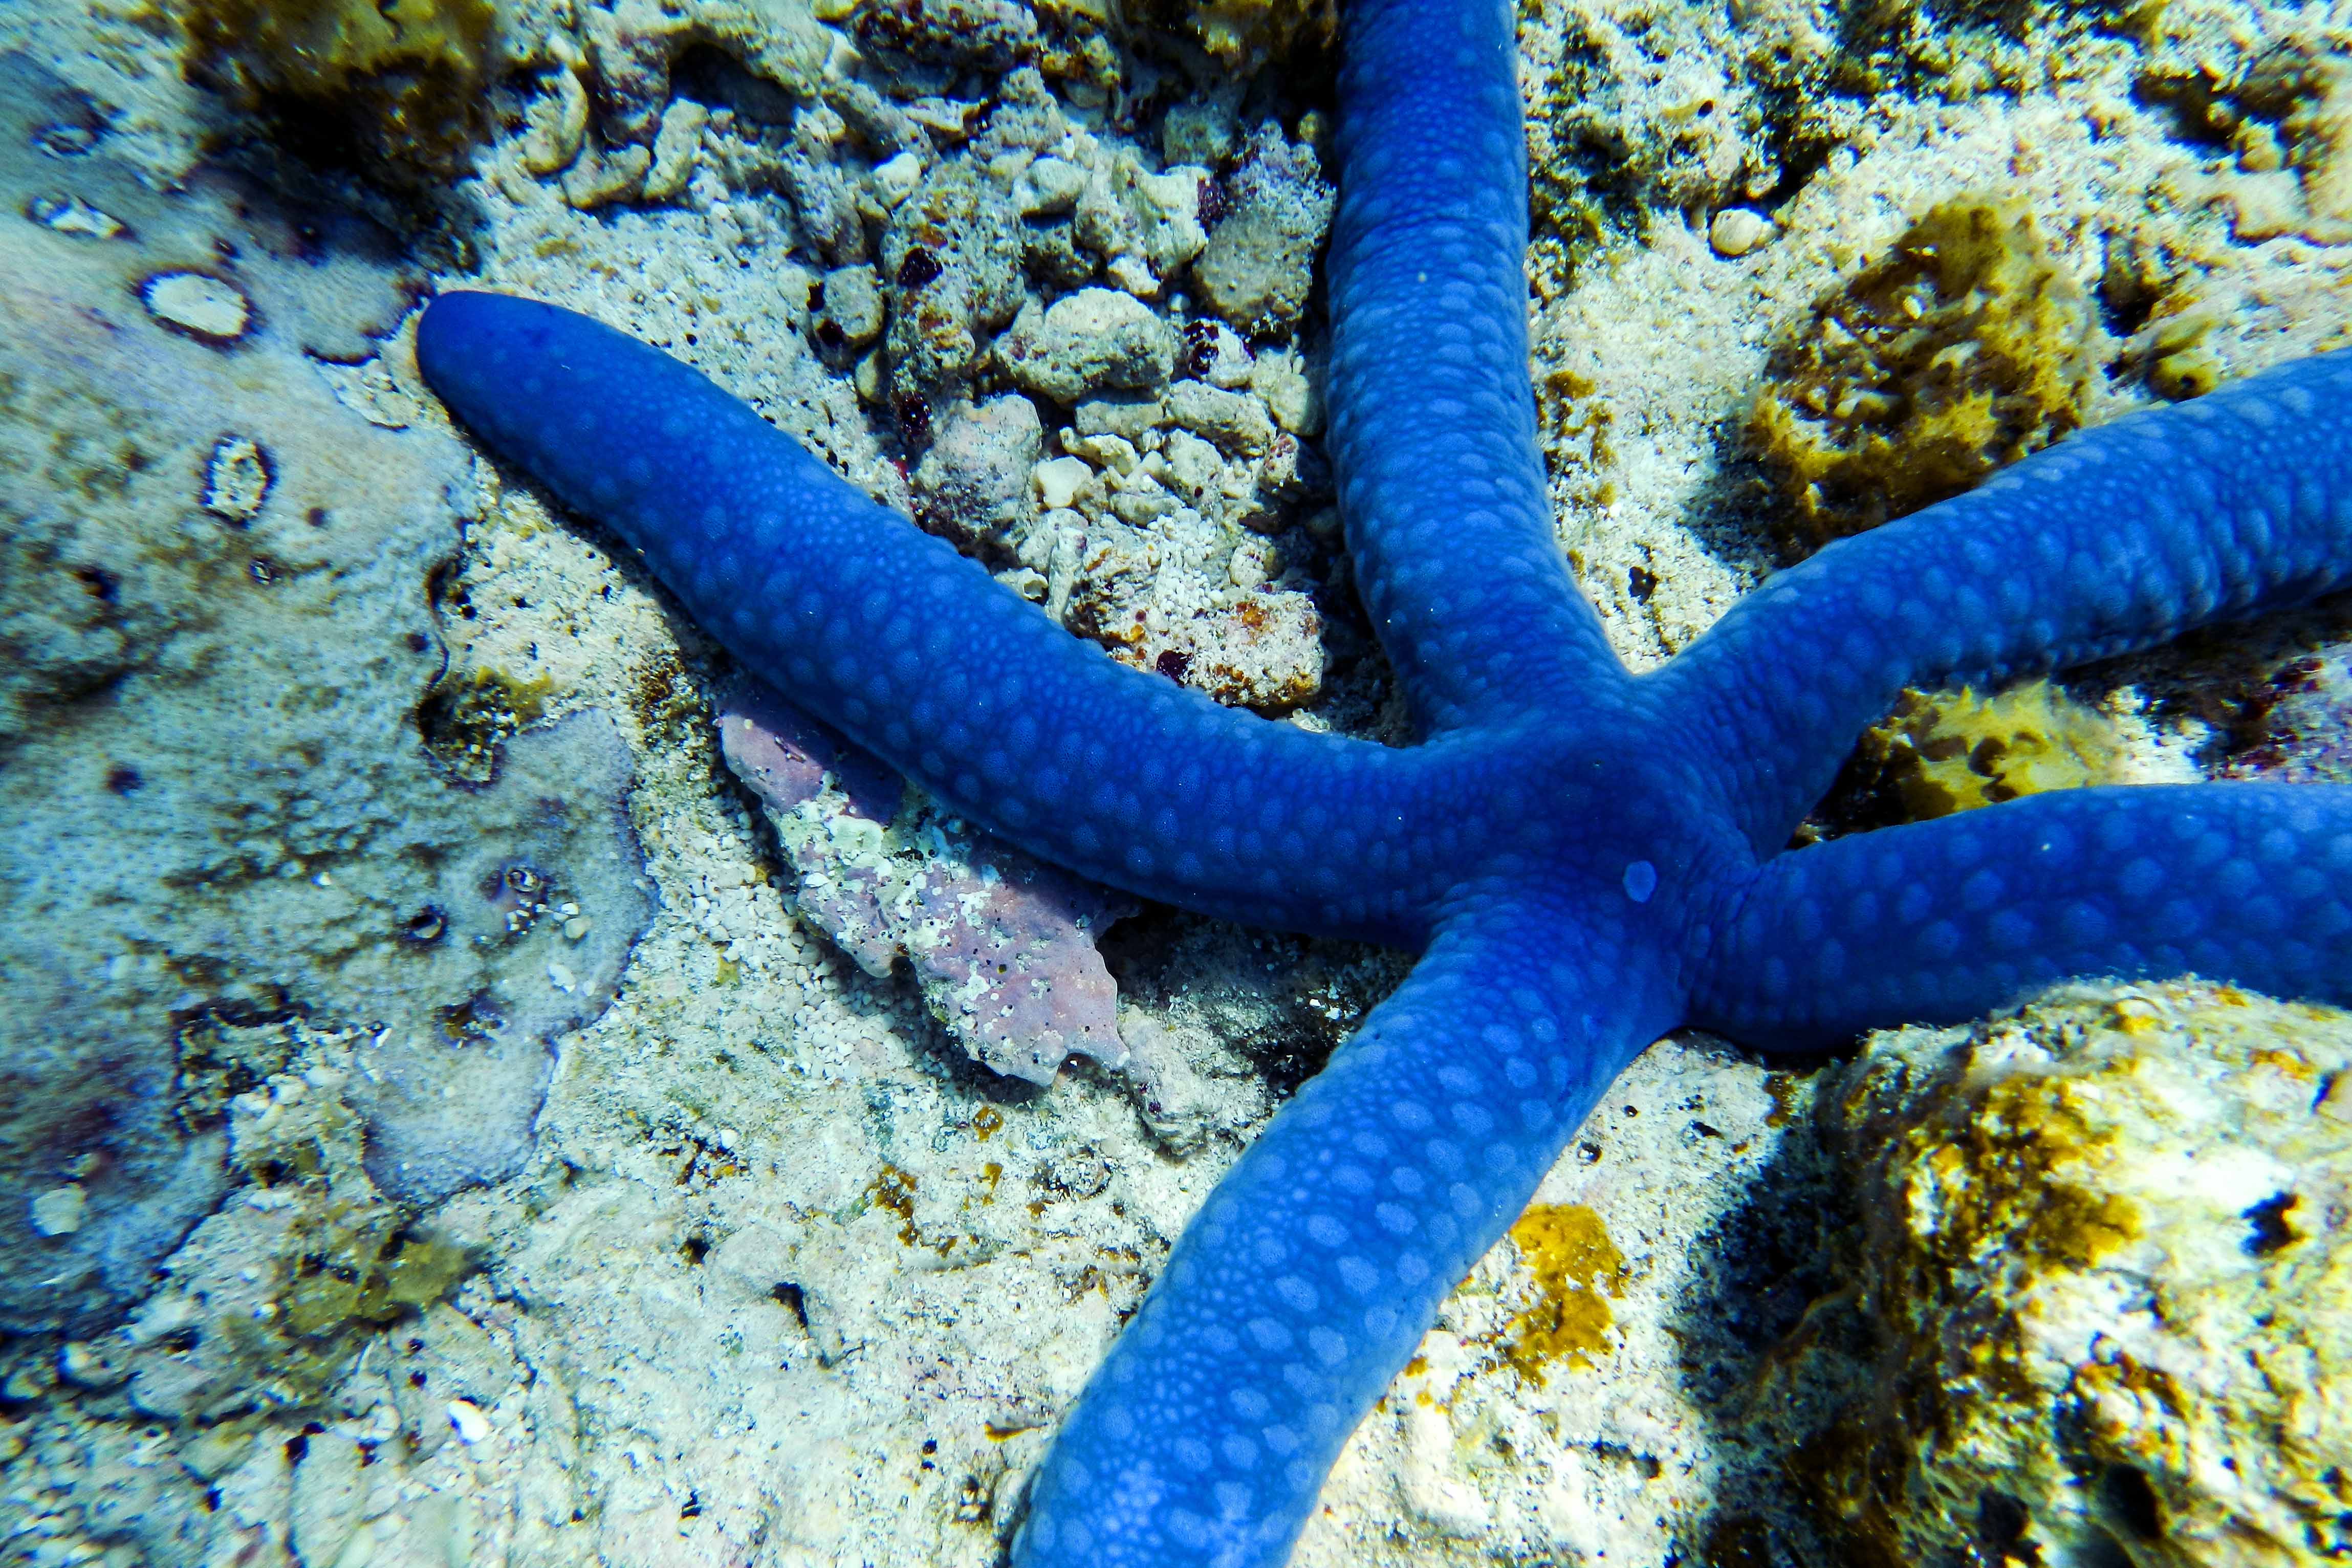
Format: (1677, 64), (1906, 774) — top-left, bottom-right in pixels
(881, 155), (1025, 404)
(1186, 591), (1324, 712)
(579, 0), (834, 147)
(560, 138), (654, 207)
(1518, 0), (1784, 275)
(848, 0), (1039, 85)
(2240, 37), (2352, 232)
(1164, 377), (1276, 457)
(1073, 150), (1210, 295)
(812, 262), (886, 360)
(717, 681), (1133, 1085)
(972, 65), (1069, 165)
(1068, 541), (1325, 714)
(1748, 197), (2104, 548)
(913, 394), (1043, 555)
(998, 287), (1179, 403)
(1192, 121), (1335, 339)
(2145, 32), (2352, 246)
(1802, 984), (2352, 1568)
(1125, 0), (1337, 71)
(182, 0), (500, 177)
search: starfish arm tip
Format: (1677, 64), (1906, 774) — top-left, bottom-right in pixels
(1690, 783), (2352, 1046)
(418, 291), (1451, 937)
(1015, 897), (1673, 1567)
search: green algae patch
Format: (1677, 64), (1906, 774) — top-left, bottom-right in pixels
(1848, 681), (2125, 822)
(1750, 198), (2102, 549)
(1497, 1202), (1625, 1384)
(182, 0), (500, 177)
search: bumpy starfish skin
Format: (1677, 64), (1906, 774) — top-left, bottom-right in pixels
(417, 0), (2352, 1560)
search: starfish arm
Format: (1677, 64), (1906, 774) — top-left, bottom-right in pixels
(417, 292), (1434, 941)
(1326, 0), (1626, 732)
(1659, 350), (2352, 852)
(1013, 887), (1677, 1568)
(1687, 783), (2352, 1047)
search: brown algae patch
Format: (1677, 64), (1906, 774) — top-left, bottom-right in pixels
(1749, 197), (2103, 548)
(868, 1164), (922, 1247)
(182, 0), (500, 177)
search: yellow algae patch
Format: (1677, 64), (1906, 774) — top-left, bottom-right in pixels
(1497, 1203), (1625, 1384)
(1850, 681), (2124, 822)
(1895, 1057), (2144, 1276)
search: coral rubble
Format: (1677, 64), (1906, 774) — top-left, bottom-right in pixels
(9, 0), (2352, 1558)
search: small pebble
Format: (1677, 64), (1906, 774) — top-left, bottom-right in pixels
(203, 435), (272, 521)
(563, 915), (592, 941)
(548, 960), (578, 993)
(1708, 208), (1773, 258)
(29, 1185), (85, 1237)
(142, 270), (252, 342)
(872, 151), (923, 208)
(1032, 456), (1095, 511)
(1229, 538), (1279, 590)
(58, 1340), (125, 1389)
(446, 1399), (492, 1445)
(1016, 156), (1086, 216)
(30, 193), (123, 238)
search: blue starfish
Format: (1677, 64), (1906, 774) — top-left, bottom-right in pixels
(417, 1), (2352, 1560)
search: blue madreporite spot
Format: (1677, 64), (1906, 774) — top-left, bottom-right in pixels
(415, 0), (2352, 1560)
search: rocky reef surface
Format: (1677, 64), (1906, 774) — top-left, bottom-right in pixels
(2, 0), (2349, 1564)
(1795, 982), (2351, 1568)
